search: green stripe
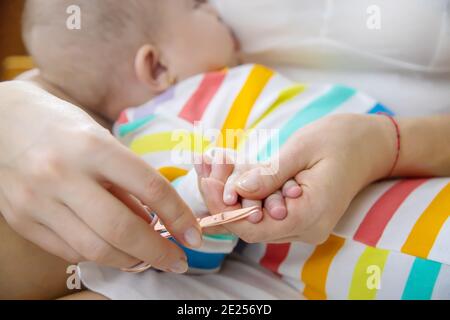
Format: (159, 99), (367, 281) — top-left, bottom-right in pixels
(401, 258), (441, 300)
(258, 86), (356, 161)
(119, 114), (157, 137)
(249, 84), (306, 129)
(203, 234), (237, 241)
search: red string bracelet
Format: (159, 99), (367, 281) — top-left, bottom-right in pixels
(377, 112), (401, 177)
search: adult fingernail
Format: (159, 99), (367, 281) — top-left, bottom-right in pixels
(237, 172), (260, 192)
(169, 258), (188, 274)
(224, 193), (237, 205)
(184, 227), (202, 248)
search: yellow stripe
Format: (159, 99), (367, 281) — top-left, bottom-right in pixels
(401, 182), (450, 258)
(236, 84), (307, 151)
(249, 84), (307, 130)
(158, 167), (188, 182)
(301, 235), (345, 300)
(130, 132), (211, 156)
(217, 65), (274, 149)
(348, 247), (389, 300)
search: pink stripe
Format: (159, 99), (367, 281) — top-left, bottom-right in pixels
(260, 243), (291, 276)
(354, 179), (428, 247)
(179, 71), (226, 123)
(117, 111), (129, 125)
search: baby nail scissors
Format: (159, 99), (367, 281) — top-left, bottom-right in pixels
(121, 206), (260, 273)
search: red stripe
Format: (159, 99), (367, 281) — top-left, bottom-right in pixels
(259, 243), (291, 276)
(179, 71), (226, 123)
(354, 179), (428, 247)
(117, 111), (129, 124)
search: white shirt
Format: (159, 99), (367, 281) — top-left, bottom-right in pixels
(213, 0), (450, 115)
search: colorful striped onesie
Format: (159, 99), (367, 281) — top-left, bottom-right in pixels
(115, 64), (450, 298)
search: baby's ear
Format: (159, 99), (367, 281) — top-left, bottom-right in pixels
(134, 44), (175, 93)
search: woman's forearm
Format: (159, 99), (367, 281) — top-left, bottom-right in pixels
(393, 115), (450, 177)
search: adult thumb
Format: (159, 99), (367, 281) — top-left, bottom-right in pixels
(235, 140), (309, 199)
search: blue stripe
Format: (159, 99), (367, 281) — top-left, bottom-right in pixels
(258, 85), (356, 161)
(182, 247), (227, 270)
(402, 258), (442, 300)
(368, 103), (395, 116)
(169, 238), (227, 270)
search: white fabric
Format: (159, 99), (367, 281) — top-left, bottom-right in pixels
(80, 1), (450, 300)
(79, 255), (302, 300)
(212, 0), (450, 116)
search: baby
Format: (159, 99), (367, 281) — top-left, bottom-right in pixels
(22, 0), (389, 269)
(23, 0), (239, 122)
(23, 0), (450, 302)
(23, 0), (305, 274)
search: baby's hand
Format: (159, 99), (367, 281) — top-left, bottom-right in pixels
(223, 162), (302, 222)
(194, 149), (302, 225)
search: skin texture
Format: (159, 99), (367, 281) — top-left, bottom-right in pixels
(23, 0), (240, 122)
(211, 114), (450, 245)
(59, 291), (108, 300)
(195, 150), (302, 227)
(2, 0), (449, 300)
(0, 81), (204, 300)
(1, 0), (239, 299)
(109, 0), (240, 121)
(0, 215), (72, 300)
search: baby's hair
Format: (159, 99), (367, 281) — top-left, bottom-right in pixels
(22, 0), (160, 108)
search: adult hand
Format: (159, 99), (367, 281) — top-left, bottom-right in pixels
(213, 114), (397, 244)
(0, 81), (202, 273)
(195, 149), (302, 224)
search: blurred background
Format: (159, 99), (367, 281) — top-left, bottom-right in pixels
(0, 0), (33, 81)
(1, 0), (449, 116)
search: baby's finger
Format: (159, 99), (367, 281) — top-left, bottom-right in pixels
(200, 178), (241, 220)
(282, 179), (303, 199)
(264, 191), (287, 220)
(210, 149), (235, 182)
(194, 153), (213, 179)
(242, 199), (263, 223)
(194, 154), (205, 179)
(195, 154), (212, 178)
(223, 163), (253, 206)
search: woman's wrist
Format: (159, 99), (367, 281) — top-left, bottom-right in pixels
(376, 114), (401, 177)
(392, 116), (450, 177)
(357, 114), (400, 184)
(360, 114), (450, 181)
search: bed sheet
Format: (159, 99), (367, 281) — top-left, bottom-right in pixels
(79, 255), (304, 300)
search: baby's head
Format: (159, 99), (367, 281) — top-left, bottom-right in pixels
(23, 0), (239, 120)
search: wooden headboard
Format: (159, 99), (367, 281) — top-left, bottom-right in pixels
(0, 0), (28, 80)
(2, 56), (34, 80)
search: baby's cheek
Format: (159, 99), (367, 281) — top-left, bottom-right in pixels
(201, 28), (237, 69)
